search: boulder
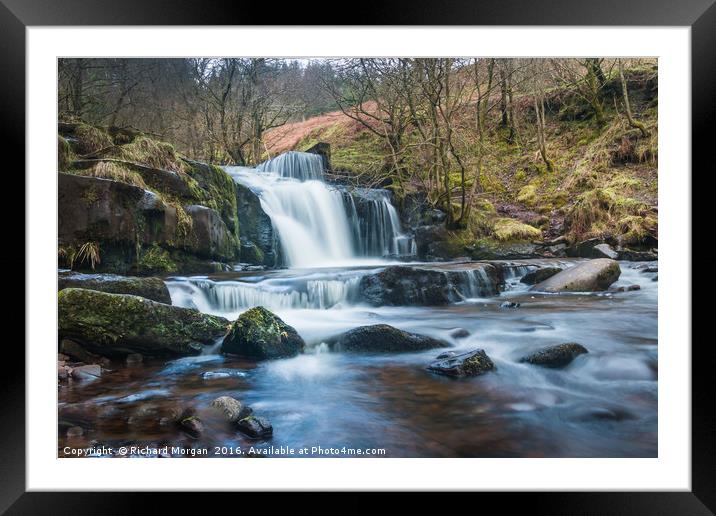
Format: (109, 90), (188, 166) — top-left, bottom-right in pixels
(565, 238), (610, 258)
(71, 364), (102, 381)
(427, 349), (496, 378)
(58, 271), (171, 303)
(60, 339), (110, 366)
(531, 259), (621, 292)
(221, 306), (305, 359)
(326, 324), (449, 353)
(358, 265), (499, 306)
(520, 343), (589, 368)
(58, 288), (229, 357)
(520, 266), (562, 285)
(211, 396), (253, 423)
(237, 415), (273, 439)
(184, 205), (235, 260)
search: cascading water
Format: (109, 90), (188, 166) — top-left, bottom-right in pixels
(226, 151), (414, 267)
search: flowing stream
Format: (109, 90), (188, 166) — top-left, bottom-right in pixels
(58, 152), (657, 458)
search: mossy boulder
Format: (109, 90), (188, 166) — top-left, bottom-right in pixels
(326, 324), (449, 353)
(221, 306), (305, 359)
(184, 205), (236, 261)
(427, 349), (495, 378)
(235, 183), (281, 266)
(520, 343), (589, 368)
(58, 288), (229, 357)
(531, 259), (621, 292)
(58, 271), (171, 304)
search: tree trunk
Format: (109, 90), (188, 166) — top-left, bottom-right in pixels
(618, 59), (649, 137)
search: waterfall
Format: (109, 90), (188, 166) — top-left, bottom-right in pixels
(255, 151), (325, 181)
(226, 151), (414, 268)
(166, 273), (364, 312)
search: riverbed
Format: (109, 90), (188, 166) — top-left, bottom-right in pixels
(58, 259), (657, 458)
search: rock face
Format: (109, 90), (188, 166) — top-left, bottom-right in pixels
(59, 172), (177, 250)
(532, 259), (621, 292)
(184, 205), (235, 260)
(221, 306), (305, 359)
(58, 288), (229, 357)
(235, 183), (281, 267)
(427, 349), (496, 378)
(327, 324), (449, 353)
(520, 343), (588, 368)
(58, 271), (171, 303)
(520, 266), (562, 285)
(358, 265), (500, 306)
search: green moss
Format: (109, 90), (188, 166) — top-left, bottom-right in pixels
(137, 244), (177, 273)
(517, 184), (538, 206)
(492, 218), (542, 242)
(72, 123), (114, 155)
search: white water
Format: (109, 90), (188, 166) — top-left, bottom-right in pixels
(226, 152), (413, 268)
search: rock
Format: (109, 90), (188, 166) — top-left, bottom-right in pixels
(450, 328), (470, 339)
(427, 349), (495, 378)
(565, 238), (614, 258)
(358, 265), (499, 306)
(520, 343), (588, 368)
(60, 339), (110, 365)
(235, 183), (281, 267)
(436, 351), (457, 359)
(500, 301), (520, 309)
(467, 241), (540, 260)
(126, 353), (143, 364)
(178, 415), (204, 438)
(211, 396), (253, 423)
(532, 259), (621, 292)
(652, 275), (658, 282)
(592, 243), (619, 259)
(520, 266), (562, 285)
(640, 266), (658, 273)
(58, 173), (178, 259)
(236, 415), (273, 438)
(617, 248), (658, 261)
(184, 205), (235, 261)
(221, 306), (305, 359)
(327, 324), (449, 353)
(58, 271), (171, 303)
(610, 284), (641, 292)
(305, 141), (332, 171)
(58, 288), (229, 357)
(58, 364), (71, 379)
(66, 426), (84, 438)
(71, 364), (102, 381)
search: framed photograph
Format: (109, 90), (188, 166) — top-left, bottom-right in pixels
(6, 0), (710, 509)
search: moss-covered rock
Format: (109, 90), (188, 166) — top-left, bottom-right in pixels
(235, 182), (280, 266)
(58, 271), (172, 303)
(221, 306), (305, 359)
(426, 348), (495, 378)
(58, 288), (229, 357)
(532, 258), (620, 292)
(327, 324), (449, 353)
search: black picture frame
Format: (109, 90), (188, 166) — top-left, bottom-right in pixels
(3, 0), (710, 511)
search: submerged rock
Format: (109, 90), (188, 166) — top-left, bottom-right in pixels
(520, 343), (588, 368)
(178, 415), (204, 438)
(58, 288), (229, 357)
(520, 266), (562, 285)
(221, 306), (305, 359)
(70, 364), (102, 381)
(58, 271), (172, 304)
(358, 264), (499, 306)
(427, 349), (495, 378)
(211, 396), (253, 423)
(450, 328), (470, 339)
(237, 415), (273, 438)
(610, 284), (641, 292)
(500, 301), (521, 309)
(531, 259), (620, 292)
(327, 324), (449, 353)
